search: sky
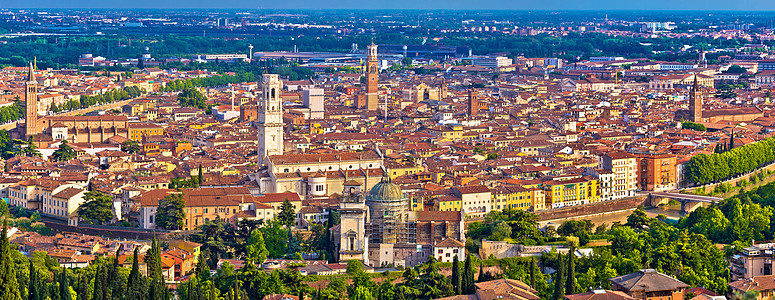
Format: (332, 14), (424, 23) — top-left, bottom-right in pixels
(4, 0), (775, 10)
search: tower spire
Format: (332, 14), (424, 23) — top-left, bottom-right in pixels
(28, 61), (35, 82)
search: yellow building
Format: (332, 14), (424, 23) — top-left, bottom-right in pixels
(491, 185), (547, 211)
(430, 124), (464, 142)
(437, 195), (462, 212)
(188, 120), (218, 130)
(543, 176), (599, 209)
(129, 123), (164, 141)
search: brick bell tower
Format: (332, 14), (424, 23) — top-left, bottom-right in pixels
(365, 41), (379, 111)
(689, 75), (702, 122)
(25, 61), (38, 138)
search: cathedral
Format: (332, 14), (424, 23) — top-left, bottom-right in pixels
(13, 63), (131, 146)
(334, 176), (465, 268)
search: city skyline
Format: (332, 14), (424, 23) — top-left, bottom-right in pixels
(4, 0), (775, 10)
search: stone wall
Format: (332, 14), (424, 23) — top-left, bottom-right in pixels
(535, 195), (649, 221)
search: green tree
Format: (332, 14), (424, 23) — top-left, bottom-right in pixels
(278, 199), (296, 227)
(565, 248), (576, 295)
(488, 220), (512, 241)
(246, 229), (269, 264)
(462, 254), (475, 294)
(146, 237), (169, 300)
(178, 87), (208, 110)
(8, 136), (41, 158)
(0, 220), (23, 300)
(77, 191), (114, 225)
(126, 247), (147, 300)
(28, 260), (40, 300)
(452, 255), (462, 295)
(198, 164), (204, 186)
(121, 140), (141, 154)
(155, 193), (186, 230)
(57, 270), (70, 300)
(553, 254), (565, 300)
(530, 257), (537, 289)
(51, 140), (77, 162)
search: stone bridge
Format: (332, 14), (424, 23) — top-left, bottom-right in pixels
(645, 192), (723, 214)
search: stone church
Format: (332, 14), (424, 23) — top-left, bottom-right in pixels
(13, 63), (131, 146)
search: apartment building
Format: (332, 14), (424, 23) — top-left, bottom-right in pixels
(601, 152), (638, 199)
(543, 176), (599, 208)
(638, 154), (677, 192)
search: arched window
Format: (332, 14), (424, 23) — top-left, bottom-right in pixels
(271, 88), (276, 99)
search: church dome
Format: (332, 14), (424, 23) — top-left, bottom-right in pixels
(368, 176), (404, 201)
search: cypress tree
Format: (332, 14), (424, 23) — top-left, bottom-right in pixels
(92, 265), (104, 300)
(565, 249), (576, 295)
(730, 130), (735, 150)
(28, 260), (39, 300)
(60, 271), (72, 300)
(110, 248), (122, 300)
(462, 254), (475, 294)
(553, 254), (565, 300)
(146, 236), (169, 300)
(0, 219), (22, 300)
(198, 164), (203, 185)
(77, 274), (89, 300)
(127, 247), (146, 300)
(530, 257), (536, 289)
(50, 282), (61, 300)
(451, 255), (461, 295)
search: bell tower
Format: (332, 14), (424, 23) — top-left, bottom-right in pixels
(257, 74), (284, 165)
(25, 62), (38, 138)
(689, 75), (703, 122)
(337, 182), (368, 263)
(365, 42), (379, 111)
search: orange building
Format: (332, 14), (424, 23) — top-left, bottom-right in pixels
(638, 154), (677, 192)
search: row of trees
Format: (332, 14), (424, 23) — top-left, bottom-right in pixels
(684, 136), (775, 185)
(0, 100), (25, 124)
(0, 217), (169, 300)
(50, 86), (145, 113)
(159, 73), (255, 92)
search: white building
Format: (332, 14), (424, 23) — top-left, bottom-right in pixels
(303, 88), (324, 120)
(600, 152), (638, 200)
(434, 238), (465, 263)
(463, 56), (513, 68)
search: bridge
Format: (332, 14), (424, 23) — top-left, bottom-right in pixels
(643, 192), (723, 214)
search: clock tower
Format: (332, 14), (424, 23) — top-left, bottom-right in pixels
(365, 42), (379, 111)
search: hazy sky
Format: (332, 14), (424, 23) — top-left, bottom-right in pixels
(4, 0), (775, 10)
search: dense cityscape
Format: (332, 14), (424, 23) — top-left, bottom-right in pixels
(1, 5), (775, 300)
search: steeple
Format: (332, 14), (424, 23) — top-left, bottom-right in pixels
(27, 61), (35, 82)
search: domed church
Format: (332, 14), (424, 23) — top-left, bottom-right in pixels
(334, 174), (466, 268)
